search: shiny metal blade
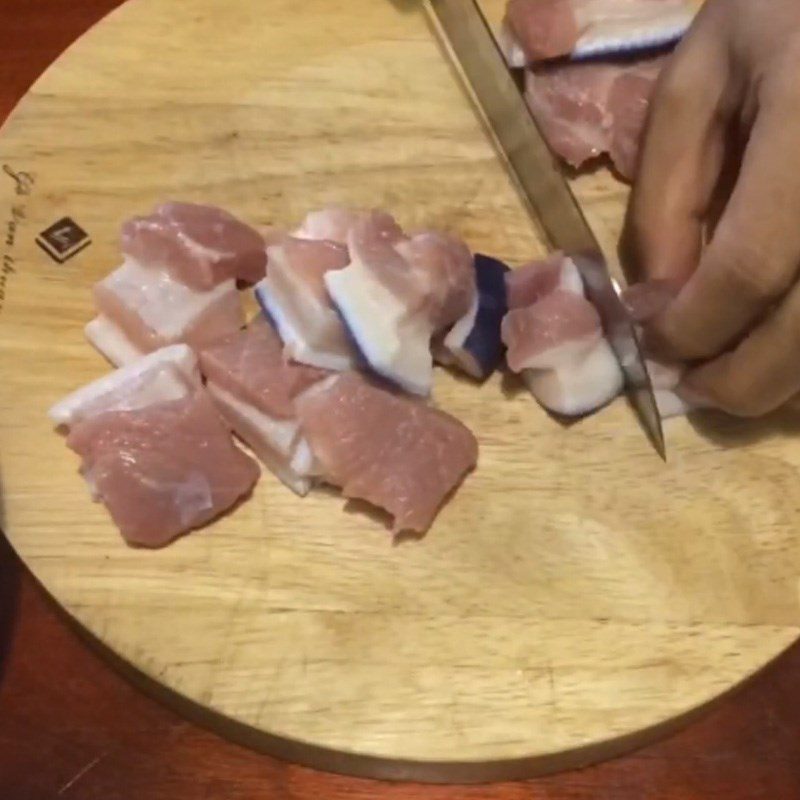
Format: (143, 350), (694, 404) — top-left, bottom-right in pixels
(425, 0), (665, 458)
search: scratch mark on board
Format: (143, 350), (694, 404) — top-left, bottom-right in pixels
(57, 754), (104, 795)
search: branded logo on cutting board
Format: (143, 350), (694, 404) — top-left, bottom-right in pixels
(1, 163), (36, 316)
(36, 217), (92, 264)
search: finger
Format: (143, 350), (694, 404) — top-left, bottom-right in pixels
(703, 120), (746, 244)
(782, 394), (800, 414)
(677, 277), (800, 417)
(620, 3), (734, 285)
(646, 65), (800, 362)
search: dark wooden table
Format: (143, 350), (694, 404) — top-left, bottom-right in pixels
(2, 3), (800, 798)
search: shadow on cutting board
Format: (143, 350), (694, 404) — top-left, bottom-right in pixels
(0, 473), (21, 686)
(687, 407), (800, 450)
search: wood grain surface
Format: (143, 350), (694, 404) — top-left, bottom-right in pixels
(3, 0), (800, 795)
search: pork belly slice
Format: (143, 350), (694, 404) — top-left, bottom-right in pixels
(503, 0), (579, 63)
(199, 315), (327, 418)
(48, 343), (200, 428)
(325, 215), (433, 395)
(199, 317), (328, 494)
(503, 289), (623, 416)
(293, 206), (404, 248)
(122, 201), (266, 290)
(325, 213), (476, 395)
(85, 314), (146, 367)
(393, 230), (476, 332)
(255, 235), (357, 371)
(92, 258), (244, 362)
(295, 372), (478, 535)
(437, 254), (510, 380)
(205, 382), (317, 496)
(67, 389), (260, 548)
(524, 56), (664, 181)
(502, 0), (694, 64)
(506, 252), (583, 310)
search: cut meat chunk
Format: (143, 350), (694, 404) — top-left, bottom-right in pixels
(524, 56), (664, 180)
(255, 235), (357, 371)
(266, 237), (350, 308)
(296, 373), (478, 534)
(438, 254), (510, 380)
(506, 252), (583, 310)
(49, 344), (200, 428)
(503, 289), (601, 372)
(502, 0), (697, 65)
(326, 259), (434, 395)
(502, 289), (623, 415)
(93, 259), (244, 357)
(67, 390), (260, 547)
(504, 0), (579, 63)
(199, 316), (327, 493)
(122, 201), (266, 290)
(394, 231), (476, 331)
(293, 206), (404, 248)
(85, 314), (146, 367)
(521, 344), (625, 416)
(325, 214), (435, 395)
(198, 315), (326, 419)
(325, 214), (476, 395)
(206, 382), (318, 496)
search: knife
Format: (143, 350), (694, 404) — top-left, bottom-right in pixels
(424, 0), (666, 460)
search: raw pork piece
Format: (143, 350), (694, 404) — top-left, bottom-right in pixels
(502, 253), (623, 416)
(91, 258), (244, 363)
(122, 201), (267, 290)
(295, 372), (478, 534)
(394, 230), (476, 331)
(255, 235), (357, 371)
(49, 344), (199, 428)
(504, 289), (601, 373)
(199, 316), (328, 495)
(67, 389), (260, 547)
(506, 252), (583, 310)
(85, 314), (147, 367)
(524, 56), (665, 180)
(293, 206), (404, 248)
(502, 289), (624, 415)
(325, 213), (476, 395)
(502, 0), (697, 65)
(437, 254), (510, 380)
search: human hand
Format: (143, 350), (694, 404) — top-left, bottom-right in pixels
(621, 0), (800, 416)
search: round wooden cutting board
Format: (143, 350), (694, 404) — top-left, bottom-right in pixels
(2, 0), (800, 783)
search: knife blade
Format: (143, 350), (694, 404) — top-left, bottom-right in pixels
(424, 0), (666, 459)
